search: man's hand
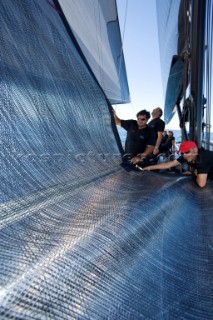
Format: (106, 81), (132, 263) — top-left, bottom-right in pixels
(143, 166), (151, 171)
(130, 156), (141, 164)
(153, 147), (159, 155)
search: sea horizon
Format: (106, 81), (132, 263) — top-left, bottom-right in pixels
(117, 126), (213, 146)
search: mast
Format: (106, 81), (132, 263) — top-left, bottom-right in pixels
(189, 0), (206, 147)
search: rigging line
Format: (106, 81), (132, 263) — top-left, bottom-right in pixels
(94, 0), (104, 87)
(116, 0), (132, 112)
(117, 0), (128, 79)
(116, 0), (136, 115)
(204, 0), (213, 140)
(179, 0), (190, 131)
(182, 0), (190, 93)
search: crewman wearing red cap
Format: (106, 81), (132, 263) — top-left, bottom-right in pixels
(142, 141), (213, 188)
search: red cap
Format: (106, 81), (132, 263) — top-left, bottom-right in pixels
(178, 141), (198, 153)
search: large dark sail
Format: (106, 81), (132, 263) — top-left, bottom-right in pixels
(0, 1), (212, 319)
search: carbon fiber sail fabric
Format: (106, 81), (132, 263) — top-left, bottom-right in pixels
(0, 0), (123, 204)
(1, 170), (213, 319)
(0, 1), (213, 319)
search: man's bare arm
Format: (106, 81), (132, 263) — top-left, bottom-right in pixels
(130, 145), (155, 164)
(113, 110), (121, 126)
(153, 131), (163, 155)
(143, 159), (180, 171)
(196, 173), (208, 188)
(143, 144), (155, 157)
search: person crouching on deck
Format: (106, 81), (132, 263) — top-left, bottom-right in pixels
(143, 141), (213, 188)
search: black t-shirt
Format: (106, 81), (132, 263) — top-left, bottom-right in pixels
(165, 136), (175, 149)
(121, 120), (156, 156)
(161, 134), (169, 143)
(148, 118), (165, 139)
(177, 149), (213, 177)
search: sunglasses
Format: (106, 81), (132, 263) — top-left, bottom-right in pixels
(137, 117), (146, 121)
(181, 151), (191, 155)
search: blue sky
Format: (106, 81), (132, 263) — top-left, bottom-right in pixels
(115, 0), (186, 130)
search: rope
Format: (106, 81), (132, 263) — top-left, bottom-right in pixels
(118, 0), (128, 79)
(203, 0), (213, 146)
(179, 0), (190, 132)
(115, 0), (136, 116)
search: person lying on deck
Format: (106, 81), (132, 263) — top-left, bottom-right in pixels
(143, 141), (213, 188)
